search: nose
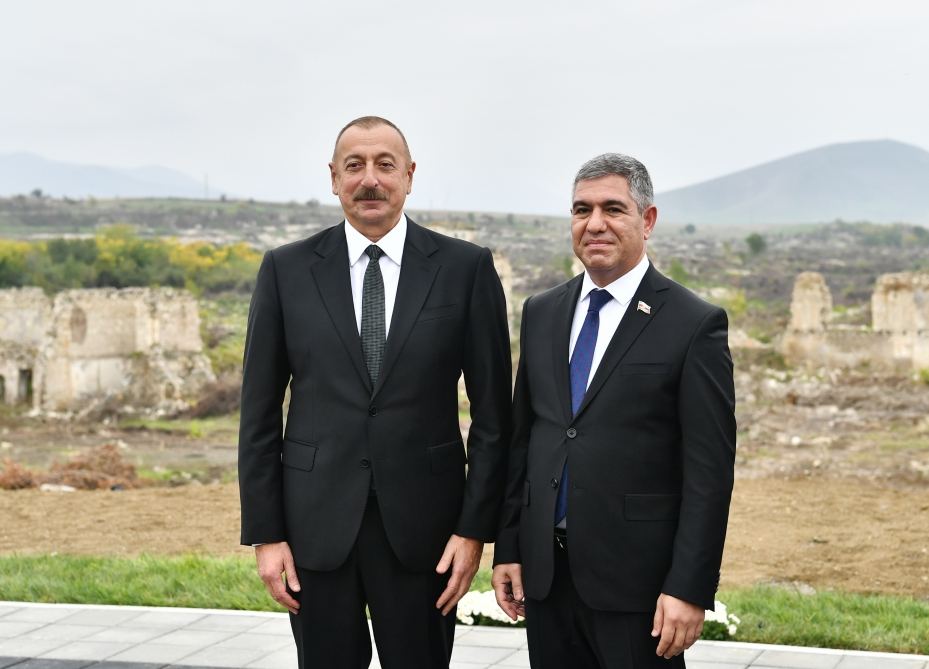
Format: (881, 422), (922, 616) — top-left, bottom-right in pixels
(587, 207), (607, 233)
(361, 164), (378, 189)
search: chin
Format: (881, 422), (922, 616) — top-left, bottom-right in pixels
(583, 255), (616, 269)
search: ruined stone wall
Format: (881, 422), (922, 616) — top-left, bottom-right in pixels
(0, 342), (39, 406)
(872, 273), (929, 333)
(782, 271), (929, 372)
(0, 287), (213, 411)
(0, 288), (51, 347)
(49, 288), (203, 359)
(787, 272), (833, 332)
(0, 288), (51, 405)
(872, 273), (929, 370)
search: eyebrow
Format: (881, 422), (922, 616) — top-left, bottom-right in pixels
(342, 151), (399, 164)
(572, 199), (630, 211)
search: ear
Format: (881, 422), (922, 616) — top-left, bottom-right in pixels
(642, 205), (658, 239)
(329, 162), (339, 195)
(405, 161), (416, 194)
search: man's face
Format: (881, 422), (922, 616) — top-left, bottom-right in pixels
(571, 175), (657, 287)
(330, 124), (415, 240)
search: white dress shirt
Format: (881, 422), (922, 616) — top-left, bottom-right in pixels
(568, 254), (651, 389)
(344, 214), (407, 336)
(558, 254), (650, 529)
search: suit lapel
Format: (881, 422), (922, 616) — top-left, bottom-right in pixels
(552, 276), (584, 424)
(372, 220), (439, 398)
(310, 224), (372, 393)
(574, 264), (669, 419)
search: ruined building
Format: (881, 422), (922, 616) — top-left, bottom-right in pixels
(782, 271), (929, 372)
(426, 224), (516, 334)
(0, 287), (215, 412)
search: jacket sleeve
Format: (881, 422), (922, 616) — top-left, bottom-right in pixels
(454, 247), (513, 541)
(493, 295), (533, 565)
(238, 251), (292, 546)
(661, 306), (736, 609)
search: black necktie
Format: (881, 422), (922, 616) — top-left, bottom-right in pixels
(361, 245), (386, 387)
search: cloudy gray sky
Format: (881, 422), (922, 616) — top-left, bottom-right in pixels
(2, 0), (927, 215)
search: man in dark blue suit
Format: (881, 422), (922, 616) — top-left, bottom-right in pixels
(493, 153), (736, 668)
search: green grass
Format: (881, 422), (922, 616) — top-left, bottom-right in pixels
(1, 556), (927, 653)
(0, 554), (273, 611)
(719, 586), (929, 655)
(119, 414), (239, 439)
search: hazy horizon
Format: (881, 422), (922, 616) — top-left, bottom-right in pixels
(3, 1), (928, 216)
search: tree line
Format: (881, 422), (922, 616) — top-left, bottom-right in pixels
(0, 226), (262, 295)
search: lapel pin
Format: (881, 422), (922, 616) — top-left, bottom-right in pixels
(637, 300), (651, 315)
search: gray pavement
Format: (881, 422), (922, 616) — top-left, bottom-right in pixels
(1, 602), (927, 669)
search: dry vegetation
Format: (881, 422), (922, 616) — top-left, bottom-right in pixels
(0, 444), (140, 491)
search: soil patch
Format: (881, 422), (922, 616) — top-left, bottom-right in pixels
(2, 478), (927, 598)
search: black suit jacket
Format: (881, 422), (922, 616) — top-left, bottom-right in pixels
(239, 220), (512, 572)
(494, 264), (735, 611)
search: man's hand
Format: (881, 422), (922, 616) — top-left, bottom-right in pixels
(255, 542), (301, 615)
(651, 593), (704, 659)
(435, 534), (483, 615)
(491, 563), (525, 621)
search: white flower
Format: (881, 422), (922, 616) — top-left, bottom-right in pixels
(456, 591), (522, 626)
(704, 600), (739, 637)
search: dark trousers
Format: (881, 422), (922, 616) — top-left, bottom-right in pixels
(288, 497), (456, 669)
(525, 537), (685, 669)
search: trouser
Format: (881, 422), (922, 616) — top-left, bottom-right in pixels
(288, 496), (456, 669)
(525, 533), (685, 669)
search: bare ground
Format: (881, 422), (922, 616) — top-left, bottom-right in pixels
(1, 367), (927, 598)
(2, 477), (927, 598)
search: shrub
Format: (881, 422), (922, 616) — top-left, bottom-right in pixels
(43, 444), (139, 490)
(0, 458), (36, 490)
(186, 376), (242, 418)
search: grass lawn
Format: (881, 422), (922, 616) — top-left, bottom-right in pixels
(1, 555), (927, 654)
(119, 413), (239, 439)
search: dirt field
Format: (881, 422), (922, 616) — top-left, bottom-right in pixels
(2, 367), (927, 599)
(2, 477), (927, 598)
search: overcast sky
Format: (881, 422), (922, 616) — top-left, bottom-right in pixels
(2, 0), (928, 215)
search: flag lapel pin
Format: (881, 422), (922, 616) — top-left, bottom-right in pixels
(637, 300), (651, 315)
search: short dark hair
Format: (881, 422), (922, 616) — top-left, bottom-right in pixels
(573, 153), (654, 213)
(332, 116), (412, 164)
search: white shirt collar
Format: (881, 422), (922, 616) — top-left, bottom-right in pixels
(345, 213), (407, 267)
(579, 254), (650, 306)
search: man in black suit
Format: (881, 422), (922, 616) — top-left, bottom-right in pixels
(492, 153), (736, 668)
(238, 116), (512, 669)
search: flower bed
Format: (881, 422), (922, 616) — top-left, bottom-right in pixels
(457, 591), (739, 641)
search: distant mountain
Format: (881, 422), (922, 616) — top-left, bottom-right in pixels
(0, 152), (211, 199)
(658, 140), (929, 225)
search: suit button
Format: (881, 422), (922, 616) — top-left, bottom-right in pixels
(550, 478), (558, 488)
(368, 406), (378, 417)
(360, 458), (371, 469)
(566, 428), (577, 438)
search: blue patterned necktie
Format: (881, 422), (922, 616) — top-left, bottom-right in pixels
(361, 245), (386, 387)
(554, 288), (613, 525)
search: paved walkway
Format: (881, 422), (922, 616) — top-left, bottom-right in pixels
(1, 602), (927, 669)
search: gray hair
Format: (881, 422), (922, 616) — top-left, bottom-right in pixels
(573, 153), (654, 213)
